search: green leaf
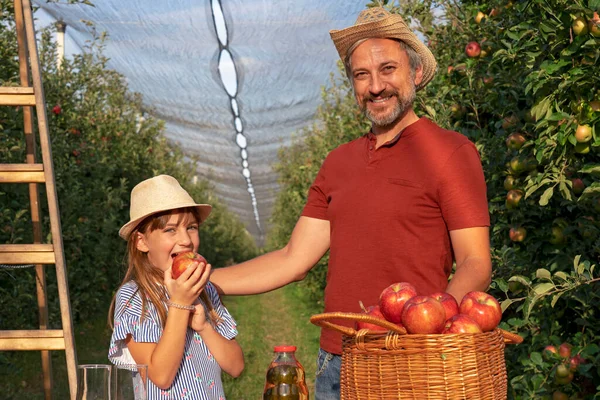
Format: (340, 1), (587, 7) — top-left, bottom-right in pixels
(530, 352), (543, 366)
(501, 298), (515, 312)
(509, 275), (531, 286)
(551, 292), (564, 307)
(578, 164), (600, 175)
(533, 282), (554, 295)
(539, 187), (554, 206)
(589, 0), (600, 11)
(536, 268), (552, 280)
(425, 105), (436, 118)
(553, 271), (569, 281)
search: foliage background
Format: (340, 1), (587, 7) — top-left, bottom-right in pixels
(0, 5), (256, 336)
(267, 0), (600, 398)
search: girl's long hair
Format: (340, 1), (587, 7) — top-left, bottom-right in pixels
(108, 207), (221, 330)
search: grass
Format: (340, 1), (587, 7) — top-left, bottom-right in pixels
(0, 283), (322, 399)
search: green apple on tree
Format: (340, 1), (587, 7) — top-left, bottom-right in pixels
(572, 16), (588, 36)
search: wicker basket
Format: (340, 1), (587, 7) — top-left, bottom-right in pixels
(310, 312), (523, 400)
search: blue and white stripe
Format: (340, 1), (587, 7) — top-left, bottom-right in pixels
(109, 280), (238, 399)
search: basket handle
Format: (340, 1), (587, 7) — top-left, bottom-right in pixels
(309, 312), (407, 336)
(498, 328), (523, 344)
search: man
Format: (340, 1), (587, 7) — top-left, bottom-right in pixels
(210, 7), (491, 399)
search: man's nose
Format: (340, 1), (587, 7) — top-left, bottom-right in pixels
(369, 73), (386, 95)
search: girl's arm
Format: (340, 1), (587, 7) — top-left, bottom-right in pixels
(126, 262), (208, 389)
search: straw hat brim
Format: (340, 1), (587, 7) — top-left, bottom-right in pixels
(330, 13), (437, 91)
(118, 202), (212, 240)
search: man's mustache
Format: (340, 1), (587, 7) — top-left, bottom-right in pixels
(363, 89), (399, 102)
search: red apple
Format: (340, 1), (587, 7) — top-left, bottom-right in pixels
(401, 295), (446, 334)
(465, 41), (481, 58)
(558, 342), (572, 359)
(506, 189), (524, 209)
(509, 226), (526, 242)
(459, 291), (502, 332)
(503, 175), (516, 191)
(356, 302), (388, 332)
(171, 251), (207, 279)
(442, 314), (482, 334)
(52, 105), (61, 115)
(378, 282), (417, 324)
(552, 391), (569, 400)
(571, 178), (585, 195)
(543, 345), (558, 359)
(430, 292), (459, 320)
(506, 133), (526, 150)
(569, 354), (585, 371)
(590, 12), (600, 37)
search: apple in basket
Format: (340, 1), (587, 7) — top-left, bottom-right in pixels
(401, 295), (446, 334)
(430, 292), (459, 320)
(442, 314), (482, 334)
(378, 282), (417, 324)
(171, 252), (207, 279)
(459, 291), (502, 332)
(355, 301), (388, 332)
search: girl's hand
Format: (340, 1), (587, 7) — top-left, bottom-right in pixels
(189, 300), (210, 332)
(164, 261), (212, 306)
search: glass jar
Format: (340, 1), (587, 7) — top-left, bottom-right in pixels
(263, 345), (308, 400)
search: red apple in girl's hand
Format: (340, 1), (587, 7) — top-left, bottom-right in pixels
(401, 295), (446, 334)
(442, 314), (482, 334)
(459, 291), (502, 332)
(378, 282), (417, 324)
(172, 252), (207, 279)
(430, 292), (459, 320)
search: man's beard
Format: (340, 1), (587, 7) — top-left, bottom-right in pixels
(360, 85), (416, 128)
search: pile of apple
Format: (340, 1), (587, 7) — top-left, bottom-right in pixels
(357, 282), (503, 334)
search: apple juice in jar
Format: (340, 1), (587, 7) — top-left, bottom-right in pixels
(263, 345), (308, 400)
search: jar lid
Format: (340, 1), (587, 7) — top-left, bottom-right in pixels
(274, 345), (297, 352)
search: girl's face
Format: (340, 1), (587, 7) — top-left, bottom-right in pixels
(136, 210), (200, 272)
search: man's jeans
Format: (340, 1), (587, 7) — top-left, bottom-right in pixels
(315, 348), (341, 400)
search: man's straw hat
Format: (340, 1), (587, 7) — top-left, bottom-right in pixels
(119, 174), (212, 240)
(330, 7), (437, 90)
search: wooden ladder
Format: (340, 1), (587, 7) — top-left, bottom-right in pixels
(0, 0), (78, 399)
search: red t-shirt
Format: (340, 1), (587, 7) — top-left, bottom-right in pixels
(302, 117), (490, 355)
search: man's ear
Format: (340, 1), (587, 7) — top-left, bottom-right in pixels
(135, 232), (149, 253)
(414, 64), (424, 87)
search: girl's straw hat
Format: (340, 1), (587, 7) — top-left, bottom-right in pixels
(329, 7), (437, 91)
(119, 175), (212, 240)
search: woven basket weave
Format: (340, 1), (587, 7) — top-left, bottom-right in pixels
(310, 312), (523, 400)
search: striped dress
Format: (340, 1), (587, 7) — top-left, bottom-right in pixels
(108, 280), (238, 399)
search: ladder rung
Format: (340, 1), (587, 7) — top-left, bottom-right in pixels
(0, 330), (65, 350)
(0, 87), (36, 106)
(0, 244), (55, 264)
(0, 164), (45, 183)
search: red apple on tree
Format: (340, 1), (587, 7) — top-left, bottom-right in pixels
(506, 133), (526, 150)
(543, 345), (558, 359)
(356, 301), (389, 332)
(503, 175), (516, 191)
(558, 342), (572, 359)
(459, 291), (502, 332)
(171, 251), (207, 279)
(509, 226), (526, 242)
(430, 292), (459, 320)
(571, 178), (585, 195)
(378, 282), (417, 324)
(506, 189), (524, 209)
(401, 295), (446, 334)
(465, 41), (481, 58)
(442, 314), (482, 334)
(590, 12), (600, 37)
(52, 105), (61, 115)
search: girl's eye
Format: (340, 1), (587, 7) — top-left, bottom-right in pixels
(188, 225), (199, 231)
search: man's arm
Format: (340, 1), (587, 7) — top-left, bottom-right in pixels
(445, 226), (492, 303)
(210, 216), (330, 295)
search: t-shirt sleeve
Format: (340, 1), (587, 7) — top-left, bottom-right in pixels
(301, 158), (329, 220)
(438, 142), (490, 230)
(108, 284), (162, 364)
(205, 282), (238, 340)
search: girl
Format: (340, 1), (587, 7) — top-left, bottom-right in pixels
(108, 174), (244, 399)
